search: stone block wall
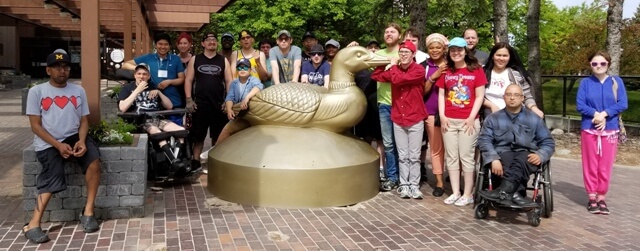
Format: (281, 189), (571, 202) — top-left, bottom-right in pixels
(23, 134), (148, 222)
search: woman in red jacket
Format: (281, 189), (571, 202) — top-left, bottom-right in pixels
(372, 41), (427, 199)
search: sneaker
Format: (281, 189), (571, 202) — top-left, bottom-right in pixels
(432, 187), (445, 197)
(397, 185), (411, 199)
(410, 186), (423, 199)
(598, 200), (610, 215)
(587, 199), (600, 214)
(380, 180), (398, 192)
(454, 196), (474, 206)
(444, 193), (461, 205)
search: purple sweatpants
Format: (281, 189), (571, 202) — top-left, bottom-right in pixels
(581, 130), (618, 196)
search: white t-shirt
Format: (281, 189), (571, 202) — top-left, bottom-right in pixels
(485, 69), (511, 109)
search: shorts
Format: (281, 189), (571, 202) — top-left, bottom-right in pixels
(189, 104), (228, 143)
(35, 134), (101, 194)
(143, 119), (172, 131)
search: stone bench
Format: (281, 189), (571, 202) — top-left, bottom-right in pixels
(22, 134), (148, 222)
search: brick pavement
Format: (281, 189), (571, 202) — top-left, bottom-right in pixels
(1, 88), (639, 250)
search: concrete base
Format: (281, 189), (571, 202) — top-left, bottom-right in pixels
(207, 126), (379, 208)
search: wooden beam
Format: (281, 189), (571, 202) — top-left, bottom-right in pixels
(81, 0), (101, 124)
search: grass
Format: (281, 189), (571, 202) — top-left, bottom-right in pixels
(542, 80), (640, 124)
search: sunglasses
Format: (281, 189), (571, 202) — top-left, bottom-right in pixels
(236, 65), (250, 71)
(311, 53), (323, 57)
(591, 62), (608, 67)
(504, 93), (523, 98)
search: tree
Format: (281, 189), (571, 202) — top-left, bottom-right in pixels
(527, 0), (543, 111)
(408, 0), (428, 50)
(494, 0), (508, 43)
(605, 0), (624, 75)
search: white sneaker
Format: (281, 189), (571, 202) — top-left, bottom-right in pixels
(397, 185), (411, 199)
(444, 193), (461, 205)
(454, 196), (474, 206)
(410, 186), (423, 199)
(199, 146), (214, 164)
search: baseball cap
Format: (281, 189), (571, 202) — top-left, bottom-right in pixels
(239, 30), (253, 40)
(310, 44), (324, 54)
(134, 63), (150, 73)
(302, 31), (316, 40)
(399, 41), (416, 53)
(325, 39), (340, 49)
(221, 32), (234, 40)
(448, 37), (467, 48)
(236, 58), (251, 68)
(46, 49), (71, 66)
(277, 30), (291, 38)
(367, 40), (380, 47)
(202, 32), (217, 41)
(154, 33), (172, 45)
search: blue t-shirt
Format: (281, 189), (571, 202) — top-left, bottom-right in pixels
(301, 61), (330, 87)
(134, 53), (185, 107)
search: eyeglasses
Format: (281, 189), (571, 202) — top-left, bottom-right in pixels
(240, 36), (252, 41)
(504, 93), (523, 98)
(311, 53), (323, 57)
(50, 65), (71, 71)
(236, 65), (250, 71)
(591, 61), (608, 67)
(277, 37), (290, 42)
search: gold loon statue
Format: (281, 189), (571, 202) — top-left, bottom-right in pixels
(244, 46), (390, 132)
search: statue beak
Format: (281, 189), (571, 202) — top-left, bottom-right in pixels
(365, 53), (391, 67)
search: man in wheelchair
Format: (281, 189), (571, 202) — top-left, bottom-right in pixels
(118, 64), (189, 171)
(477, 84), (555, 207)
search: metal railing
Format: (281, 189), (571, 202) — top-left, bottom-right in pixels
(541, 75), (640, 120)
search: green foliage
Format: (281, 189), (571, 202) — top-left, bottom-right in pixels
(89, 118), (136, 146)
(107, 84), (122, 99)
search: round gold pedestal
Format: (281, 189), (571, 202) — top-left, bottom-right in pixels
(207, 125), (380, 208)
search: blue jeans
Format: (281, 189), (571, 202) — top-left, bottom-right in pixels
(379, 104), (398, 182)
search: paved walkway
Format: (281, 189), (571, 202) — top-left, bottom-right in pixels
(0, 88), (639, 250)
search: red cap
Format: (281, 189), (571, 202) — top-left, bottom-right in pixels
(399, 40), (416, 53)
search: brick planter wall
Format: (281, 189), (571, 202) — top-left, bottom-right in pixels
(22, 134), (148, 222)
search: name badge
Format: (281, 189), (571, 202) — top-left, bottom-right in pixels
(158, 70), (168, 78)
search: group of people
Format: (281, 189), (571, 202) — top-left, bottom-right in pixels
(21, 23), (627, 244)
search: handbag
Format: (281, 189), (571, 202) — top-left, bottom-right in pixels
(611, 76), (627, 144)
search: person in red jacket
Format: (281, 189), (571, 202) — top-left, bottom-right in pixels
(371, 41), (427, 199)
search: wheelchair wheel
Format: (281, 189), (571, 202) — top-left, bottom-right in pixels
(543, 164), (553, 217)
(530, 208), (541, 227)
(474, 200), (489, 219)
(473, 170), (485, 205)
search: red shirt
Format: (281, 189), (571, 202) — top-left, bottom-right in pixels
(435, 67), (487, 119)
(372, 63), (427, 126)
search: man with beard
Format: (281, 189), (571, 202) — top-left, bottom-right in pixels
(220, 32), (235, 64)
(463, 28), (489, 65)
(376, 23), (402, 191)
(184, 32), (233, 168)
(24, 49), (101, 244)
(123, 33), (185, 124)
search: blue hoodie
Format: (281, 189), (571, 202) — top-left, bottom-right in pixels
(576, 75), (628, 130)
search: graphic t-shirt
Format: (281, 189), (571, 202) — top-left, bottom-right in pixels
(435, 67), (487, 119)
(269, 46), (302, 83)
(26, 82), (90, 151)
(133, 53), (185, 107)
(301, 60), (330, 87)
(485, 69), (511, 110)
(118, 82), (163, 113)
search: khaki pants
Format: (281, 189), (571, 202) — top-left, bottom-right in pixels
(442, 118), (480, 173)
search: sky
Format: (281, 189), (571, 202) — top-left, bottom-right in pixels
(550, 0), (639, 18)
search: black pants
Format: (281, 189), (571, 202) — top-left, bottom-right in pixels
(498, 151), (537, 193)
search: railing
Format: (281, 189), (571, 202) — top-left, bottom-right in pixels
(541, 75), (640, 119)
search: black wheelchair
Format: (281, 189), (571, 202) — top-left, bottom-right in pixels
(118, 109), (200, 183)
(473, 159), (554, 227)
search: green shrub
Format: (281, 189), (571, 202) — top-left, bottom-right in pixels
(89, 117), (137, 145)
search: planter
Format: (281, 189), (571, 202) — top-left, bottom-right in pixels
(22, 134), (148, 222)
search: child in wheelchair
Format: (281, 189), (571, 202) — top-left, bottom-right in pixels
(117, 63), (193, 176)
(476, 84), (555, 208)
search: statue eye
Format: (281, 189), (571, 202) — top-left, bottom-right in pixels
(356, 53), (361, 58)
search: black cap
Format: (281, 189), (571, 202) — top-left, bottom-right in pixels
(46, 49), (71, 66)
(154, 33), (172, 45)
(310, 44), (324, 54)
(238, 30), (253, 40)
(367, 40), (380, 47)
(134, 63), (150, 73)
(202, 32), (217, 41)
(236, 58), (251, 68)
(302, 31), (316, 40)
